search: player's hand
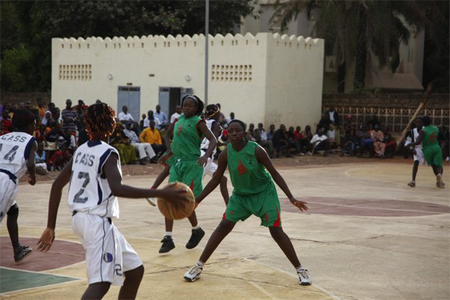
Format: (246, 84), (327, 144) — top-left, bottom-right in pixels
(161, 185), (189, 206)
(28, 175), (36, 186)
(290, 198), (309, 212)
(37, 228), (55, 252)
(197, 155), (208, 167)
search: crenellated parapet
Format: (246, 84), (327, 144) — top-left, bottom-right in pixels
(54, 32), (322, 51)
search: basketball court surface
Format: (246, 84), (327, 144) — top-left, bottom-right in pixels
(1, 160), (449, 299)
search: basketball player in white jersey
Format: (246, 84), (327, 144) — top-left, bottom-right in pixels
(0, 109), (37, 264)
(405, 118), (425, 187)
(37, 103), (190, 300)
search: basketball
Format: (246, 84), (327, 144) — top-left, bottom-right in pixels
(157, 182), (195, 220)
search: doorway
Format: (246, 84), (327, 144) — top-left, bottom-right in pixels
(118, 86), (140, 122)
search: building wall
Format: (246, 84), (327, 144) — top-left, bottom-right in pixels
(52, 32), (324, 129)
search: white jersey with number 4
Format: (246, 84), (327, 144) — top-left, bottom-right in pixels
(0, 132), (35, 178)
(68, 141), (121, 218)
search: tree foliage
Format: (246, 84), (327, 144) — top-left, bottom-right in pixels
(0, 0), (257, 93)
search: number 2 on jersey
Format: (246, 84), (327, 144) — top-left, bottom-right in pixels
(73, 172), (90, 203)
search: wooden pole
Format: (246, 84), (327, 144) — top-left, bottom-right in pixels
(396, 84), (433, 150)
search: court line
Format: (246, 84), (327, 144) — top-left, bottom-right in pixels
(249, 281), (279, 300)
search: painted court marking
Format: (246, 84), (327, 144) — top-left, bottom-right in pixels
(280, 197), (450, 217)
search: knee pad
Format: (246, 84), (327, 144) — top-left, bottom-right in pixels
(7, 203), (19, 217)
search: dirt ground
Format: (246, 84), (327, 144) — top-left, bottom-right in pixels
(28, 153), (410, 184)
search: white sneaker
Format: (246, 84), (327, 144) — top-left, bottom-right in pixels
(436, 174), (445, 189)
(297, 268), (312, 285)
(306, 152), (312, 156)
(146, 197), (157, 206)
(184, 263), (203, 282)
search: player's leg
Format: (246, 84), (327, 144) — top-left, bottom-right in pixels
(186, 210), (205, 249)
(159, 218), (175, 253)
(81, 282), (110, 300)
(7, 203), (32, 263)
(408, 160), (419, 187)
(119, 266), (144, 300)
(184, 219), (236, 282)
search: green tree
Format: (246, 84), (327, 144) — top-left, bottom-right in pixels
(1, 0), (257, 93)
(272, 0), (447, 92)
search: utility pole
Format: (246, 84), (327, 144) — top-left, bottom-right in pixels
(204, 0), (209, 104)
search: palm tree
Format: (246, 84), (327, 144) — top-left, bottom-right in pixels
(271, 0), (431, 92)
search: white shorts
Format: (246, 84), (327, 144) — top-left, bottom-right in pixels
(0, 173), (18, 223)
(72, 213), (142, 286)
(202, 158), (218, 178)
(413, 148), (425, 165)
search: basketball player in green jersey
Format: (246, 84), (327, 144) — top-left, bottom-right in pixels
(158, 95), (217, 253)
(183, 119), (311, 285)
(408, 116), (445, 188)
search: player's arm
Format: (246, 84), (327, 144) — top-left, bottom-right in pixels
(26, 140), (37, 185)
(104, 152), (186, 202)
(37, 158), (73, 252)
(197, 120), (217, 166)
(255, 146), (308, 212)
(409, 130), (425, 147)
(160, 121), (175, 165)
(196, 149), (227, 204)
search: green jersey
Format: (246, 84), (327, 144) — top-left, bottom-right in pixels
(421, 125), (439, 149)
(227, 141), (271, 196)
(171, 115), (203, 160)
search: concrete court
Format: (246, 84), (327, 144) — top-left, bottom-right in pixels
(0, 160), (449, 300)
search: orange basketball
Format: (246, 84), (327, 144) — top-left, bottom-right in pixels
(157, 182), (195, 220)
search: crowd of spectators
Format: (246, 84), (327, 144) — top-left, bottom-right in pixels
(1, 100), (449, 175)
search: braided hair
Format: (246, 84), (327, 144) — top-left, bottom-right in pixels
(85, 103), (116, 140)
(181, 95), (204, 116)
(205, 104), (220, 118)
(12, 109), (36, 130)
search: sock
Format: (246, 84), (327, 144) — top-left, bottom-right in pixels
(192, 225), (200, 230)
(164, 232), (172, 237)
(196, 261), (204, 267)
(296, 266), (304, 272)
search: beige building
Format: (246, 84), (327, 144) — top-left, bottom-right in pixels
(52, 32), (324, 129)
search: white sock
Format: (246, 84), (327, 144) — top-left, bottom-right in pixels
(165, 232), (172, 237)
(196, 261), (204, 267)
(192, 225), (200, 230)
(296, 266), (304, 272)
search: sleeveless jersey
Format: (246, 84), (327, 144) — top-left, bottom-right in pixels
(412, 128), (422, 149)
(68, 141), (121, 218)
(0, 132), (35, 179)
(421, 125), (439, 149)
(171, 115), (203, 160)
(227, 141), (271, 196)
(200, 119), (220, 156)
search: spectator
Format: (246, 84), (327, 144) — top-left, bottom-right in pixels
(216, 103), (227, 128)
(143, 110), (160, 129)
(75, 99), (88, 146)
(287, 126), (301, 154)
(372, 125), (386, 158)
(273, 124), (291, 158)
(226, 112), (235, 125)
(255, 122), (275, 158)
(139, 114), (146, 131)
(341, 129), (359, 156)
(36, 98), (46, 124)
(118, 105), (134, 123)
(317, 112), (331, 133)
(0, 110), (12, 135)
(383, 127), (396, 158)
(247, 123), (257, 142)
(294, 126), (309, 155)
(266, 124), (276, 141)
(327, 124), (337, 149)
(170, 105), (182, 124)
(41, 111), (53, 127)
(139, 120), (167, 160)
(310, 128), (330, 156)
(325, 107), (340, 146)
(123, 121), (156, 165)
(61, 99), (77, 137)
(359, 124), (374, 157)
(35, 141), (48, 175)
(109, 123), (138, 165)
(154, 104), (167, 129)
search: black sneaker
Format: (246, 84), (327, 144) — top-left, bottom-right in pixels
(14, 245), (32, 264)
(186, 228), (205, 249)
(159, 236), (175, 253)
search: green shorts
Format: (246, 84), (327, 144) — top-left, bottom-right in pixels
(423, 145), (443, 168)
(224, 181), (282, 227)
(168, 158), (203, 197)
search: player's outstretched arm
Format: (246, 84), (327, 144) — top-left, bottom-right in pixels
(196, 149), (227, 204)
(255, 146), (308, 212)
(37, 158), (73, 252)
(103, 153), (187, 203)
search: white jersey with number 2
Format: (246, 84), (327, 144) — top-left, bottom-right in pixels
(68, 141), (121, 218)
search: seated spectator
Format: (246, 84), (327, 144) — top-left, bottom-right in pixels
(247, 123), (257, 142)
(118, 105), (134, 123)
(110, 122), (138, 165)
(293, 126), (309, 155)
(123, 121), (156, 165)
(0, 110), (12, 135)
(358, 124), (374, 157)
(48, 143), (70, 171)
(266, 124), (275, 141)
(255, 122), (274, 158)
(310, 128), (330, 156)
(41, 111), (53, 127)
(143, 110), (161, 129)
(273, 124), (291, 157)
(35, 141), (48, 175)
(287, 126), (301, 154)
(139, 120), (167, 160)
(317, 112), (331, 134)
(383, 127), (396, 158)
(341, 129), (360, 156)
(372, 125), (386, 158)
(139, 114), (146, 131)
